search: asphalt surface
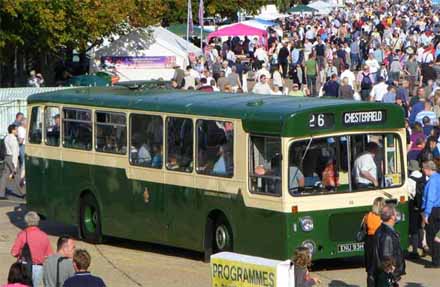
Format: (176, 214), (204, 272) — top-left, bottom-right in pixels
(0, 197), (437, 287)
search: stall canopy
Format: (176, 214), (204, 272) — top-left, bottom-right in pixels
(93, 26), (202, 81)
(287, 4), (318, 14)
(308, 1), (334, 14)
(208, 23), (268, 46)
(166, 23), (210, 38)
(255, 4), (289, 20)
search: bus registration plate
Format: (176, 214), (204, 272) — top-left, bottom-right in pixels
(337, 242), (364, 253)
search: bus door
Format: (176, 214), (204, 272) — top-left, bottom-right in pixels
(127, 113), (167, 243)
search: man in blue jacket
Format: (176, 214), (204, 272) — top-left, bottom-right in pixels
(422, 160), (440, 268)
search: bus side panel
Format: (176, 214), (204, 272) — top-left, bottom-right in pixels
(230, 199), (288, 260)
(26, 155), (47, 217)
(27, 156), (89, 227)
(163, 186), (290, 259)
(88, 165), (167, 244)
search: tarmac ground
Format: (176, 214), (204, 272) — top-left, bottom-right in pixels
(0, 197), (437, 287)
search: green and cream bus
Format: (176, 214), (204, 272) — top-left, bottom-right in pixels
(26, 87), (408, 261)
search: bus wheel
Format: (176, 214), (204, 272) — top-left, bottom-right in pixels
(79, 194), (103, 244)
(214, 216), (233, 253)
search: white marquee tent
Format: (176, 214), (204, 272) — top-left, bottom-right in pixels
(307, 1), (334, 14)
(93, 26), (202, 81)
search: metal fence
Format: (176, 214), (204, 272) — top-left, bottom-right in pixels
(0, 99), (27, 137)
(0, 87), (75, 138)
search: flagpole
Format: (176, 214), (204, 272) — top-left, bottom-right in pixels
(199, 0), (204, 49)
(186, 0), (190, 42)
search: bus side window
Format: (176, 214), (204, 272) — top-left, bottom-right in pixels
(249, 135), (281, 195)
(62, 108), (92, 150)
(166, 117), (193, 173)
(196, 119), (234, 177)
(29, 106), (42, 144)
(130, 114), (163, 168)
(44, 107), (60, 146)
(95, 111), (127, 154)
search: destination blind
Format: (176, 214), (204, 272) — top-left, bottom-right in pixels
(342, 110), (386, 126)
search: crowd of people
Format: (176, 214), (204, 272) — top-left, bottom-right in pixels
(171, 1), (440, 286)
(173, 1), (440, 100)
(3, 211), (105, 287)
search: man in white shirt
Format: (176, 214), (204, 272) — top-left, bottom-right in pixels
(415, 101), (439, 125)
(252, 75), (273, 95)
(0, 124), (19, 199)
(255, 63), (271, 83)
(254, 46), (268, 67)
(17, 118), (26, 183)
(340, 64), (356, 88)
(369, 77), (388, 102)
(365, 53), (380, 80)
(353, 142), (379, 188)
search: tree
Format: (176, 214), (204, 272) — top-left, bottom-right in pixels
(0, 0), (166, 86)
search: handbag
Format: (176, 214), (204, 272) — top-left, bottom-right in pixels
(356, 216), (367, 242)
(18, 230), (33, 285)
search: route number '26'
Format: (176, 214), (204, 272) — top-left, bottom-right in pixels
(308, 113), (334, 129)
(309, 114), (325, 128)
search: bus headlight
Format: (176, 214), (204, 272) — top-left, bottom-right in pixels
(302, 240), (316, 254)
(299, 216), (314, 232)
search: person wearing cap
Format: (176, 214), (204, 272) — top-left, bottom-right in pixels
(421, 160), (440, 268)
(407, 159), (426, 259)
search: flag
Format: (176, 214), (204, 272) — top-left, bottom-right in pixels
(198, 0), (204, 27)
(188, 0), (194, 35)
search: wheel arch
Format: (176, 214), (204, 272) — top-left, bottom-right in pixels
(203, 209), (235, 262)
(77, 188), (104, 238)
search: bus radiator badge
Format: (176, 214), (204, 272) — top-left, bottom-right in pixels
(143, 188), (150, 203)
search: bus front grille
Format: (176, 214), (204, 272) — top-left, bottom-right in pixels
(328, 211), (366, 242)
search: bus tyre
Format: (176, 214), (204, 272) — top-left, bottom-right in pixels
(214, 216), (233, 253)
(79, 194), (103, 244)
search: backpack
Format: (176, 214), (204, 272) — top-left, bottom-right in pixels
(17, 231), (33, 285)
(409, 175), (425, 211)
(361, 73), (372, 90)
(0, 139), (6, 161)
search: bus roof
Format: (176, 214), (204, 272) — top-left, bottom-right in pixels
(28, 87), (405, 137)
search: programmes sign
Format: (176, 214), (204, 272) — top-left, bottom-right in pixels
(211, 252), (284, 287)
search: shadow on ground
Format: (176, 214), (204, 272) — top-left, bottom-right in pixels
(328, 280), (360, 287)
(403, 283), (426, 287)
(6, 203), (203, 261)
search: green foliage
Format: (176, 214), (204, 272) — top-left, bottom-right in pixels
(0, 0), (165, 52)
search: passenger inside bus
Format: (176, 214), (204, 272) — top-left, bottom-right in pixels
(289, 134), (402, 195)
(353, 141), (380, 188)
(46, 114), (60, 146)
(197, 120), (234, 177)
(250, 136), (281, 194)
(167, 118), (193, 172)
